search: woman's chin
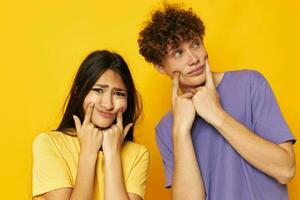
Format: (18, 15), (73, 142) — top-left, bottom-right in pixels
(92, 118), (114, 129)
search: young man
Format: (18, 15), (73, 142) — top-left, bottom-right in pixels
(138, 5), (296, 200)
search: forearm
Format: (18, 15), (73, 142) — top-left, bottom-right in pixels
(172, 129), (205, 200)
(213, 110), (295, 183)
(70, 151), (98, 200)
(104, 152), (129, 200)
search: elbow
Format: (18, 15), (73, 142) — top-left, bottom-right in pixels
(276, 164), (296, 184)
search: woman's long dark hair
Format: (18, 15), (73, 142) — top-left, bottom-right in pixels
(56, 50), (142, 141)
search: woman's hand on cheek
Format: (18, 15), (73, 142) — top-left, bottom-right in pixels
(73, 103), (103, 156)
(102, 108), (133, 157)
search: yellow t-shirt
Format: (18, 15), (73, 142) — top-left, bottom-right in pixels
(32, 131), (150, 200)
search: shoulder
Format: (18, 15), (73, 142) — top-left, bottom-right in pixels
(122, 141), (150, 165)
(123, 141), (149, 157)
(220, 70), (267, 89)
(33, 132), (55, 148)
(33, 131), (68, 144)
(156, 111), (172, 133)
(32, 131), (74, 152)
(155, 111), (173, 145)
(226, 69), (266, 81)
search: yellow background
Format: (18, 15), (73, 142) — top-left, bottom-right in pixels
(0, 0), (299, 199)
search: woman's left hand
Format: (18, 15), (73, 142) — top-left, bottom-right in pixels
(102, 108), (133, 157)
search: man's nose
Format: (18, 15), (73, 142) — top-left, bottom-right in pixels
(187, 50), (199, 66)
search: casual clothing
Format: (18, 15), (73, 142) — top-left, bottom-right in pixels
(32, 131), (149, 200)
(156, 70), (295, 200)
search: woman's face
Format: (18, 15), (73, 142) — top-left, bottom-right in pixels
(83, 69), (128, 128)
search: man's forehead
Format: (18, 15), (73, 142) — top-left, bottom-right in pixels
(166, 36), (201, 51)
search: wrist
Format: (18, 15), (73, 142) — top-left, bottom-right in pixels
(173, 122), (192, 134)
(104, 151), (121, 164)
(79, 149), (98, 162)
(173, 127), (192, 140)
(211, 109), (227, 128)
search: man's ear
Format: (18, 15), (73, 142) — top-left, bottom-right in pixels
(154, 64), (166, 74)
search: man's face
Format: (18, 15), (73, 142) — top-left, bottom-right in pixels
(156, 37), (208, 91)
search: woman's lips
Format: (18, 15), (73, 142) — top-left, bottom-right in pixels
(96, 109), (114, 119)
(187, 65), (205, 76)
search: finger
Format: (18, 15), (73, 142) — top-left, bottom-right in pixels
(110, 124), (119, 133)
(181, 92), (194, 99)
(83, 103), (94, 126)
(172, 72), (180, 105)
(97, 129), (103, 136)
(123, 123), (133, 139)
(101, 128), (110, 137)
(116, 108), (123, 129)
(195, 86), (204, 91)
(98, 130), (104, 142)
(204, 59), (215, 88)
(73, 115), (82, 132)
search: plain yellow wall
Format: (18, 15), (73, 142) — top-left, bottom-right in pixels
(0, 0), (299, 199)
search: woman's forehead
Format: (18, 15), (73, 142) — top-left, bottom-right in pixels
(95, 69), (126, 90)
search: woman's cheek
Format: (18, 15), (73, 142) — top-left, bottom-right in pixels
(115, 99), (127, 113)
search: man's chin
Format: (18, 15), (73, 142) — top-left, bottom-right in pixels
(180, 81), (205, 92)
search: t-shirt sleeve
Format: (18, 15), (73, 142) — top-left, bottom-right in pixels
(155, 121), (173, 188)
(251, 71), (295, 144)
(126, 147), (150, 199)
(32, 133), (72, 197)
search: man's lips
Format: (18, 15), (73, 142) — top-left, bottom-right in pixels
(187, 65), (205, 76)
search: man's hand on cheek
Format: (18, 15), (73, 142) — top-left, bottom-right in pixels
(192, 59), (224, 124)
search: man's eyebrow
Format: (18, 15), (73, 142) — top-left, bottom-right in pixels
(167, 46), (179, 53)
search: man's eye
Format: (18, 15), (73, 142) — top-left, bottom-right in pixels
(173, 50), (183, 57)
(91, 88), (103, 93)
(192, 41), (200, 48)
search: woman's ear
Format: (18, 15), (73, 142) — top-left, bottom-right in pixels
(154, 64), (166, 74)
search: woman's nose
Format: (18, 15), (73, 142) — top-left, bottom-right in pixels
(101, 94), (114, 110)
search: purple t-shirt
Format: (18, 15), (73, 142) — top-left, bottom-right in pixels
(156, 70), (295, 200)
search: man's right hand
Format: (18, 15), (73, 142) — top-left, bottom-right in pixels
(172, 72), (196, 134)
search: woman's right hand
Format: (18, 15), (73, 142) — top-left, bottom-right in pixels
(172, 72), (196, 135)
(73, 103), (103, 155)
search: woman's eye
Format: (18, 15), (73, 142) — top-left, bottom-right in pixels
(115, 91), (126, 97)
(91, 88), (103, 93)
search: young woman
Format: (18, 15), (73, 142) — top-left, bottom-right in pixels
(32, 50), (149, 200)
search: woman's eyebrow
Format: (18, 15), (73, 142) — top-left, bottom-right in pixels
(115, 88), (127, 92)
(94, 84), (108, 88)
(94, 84), (126, 92)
